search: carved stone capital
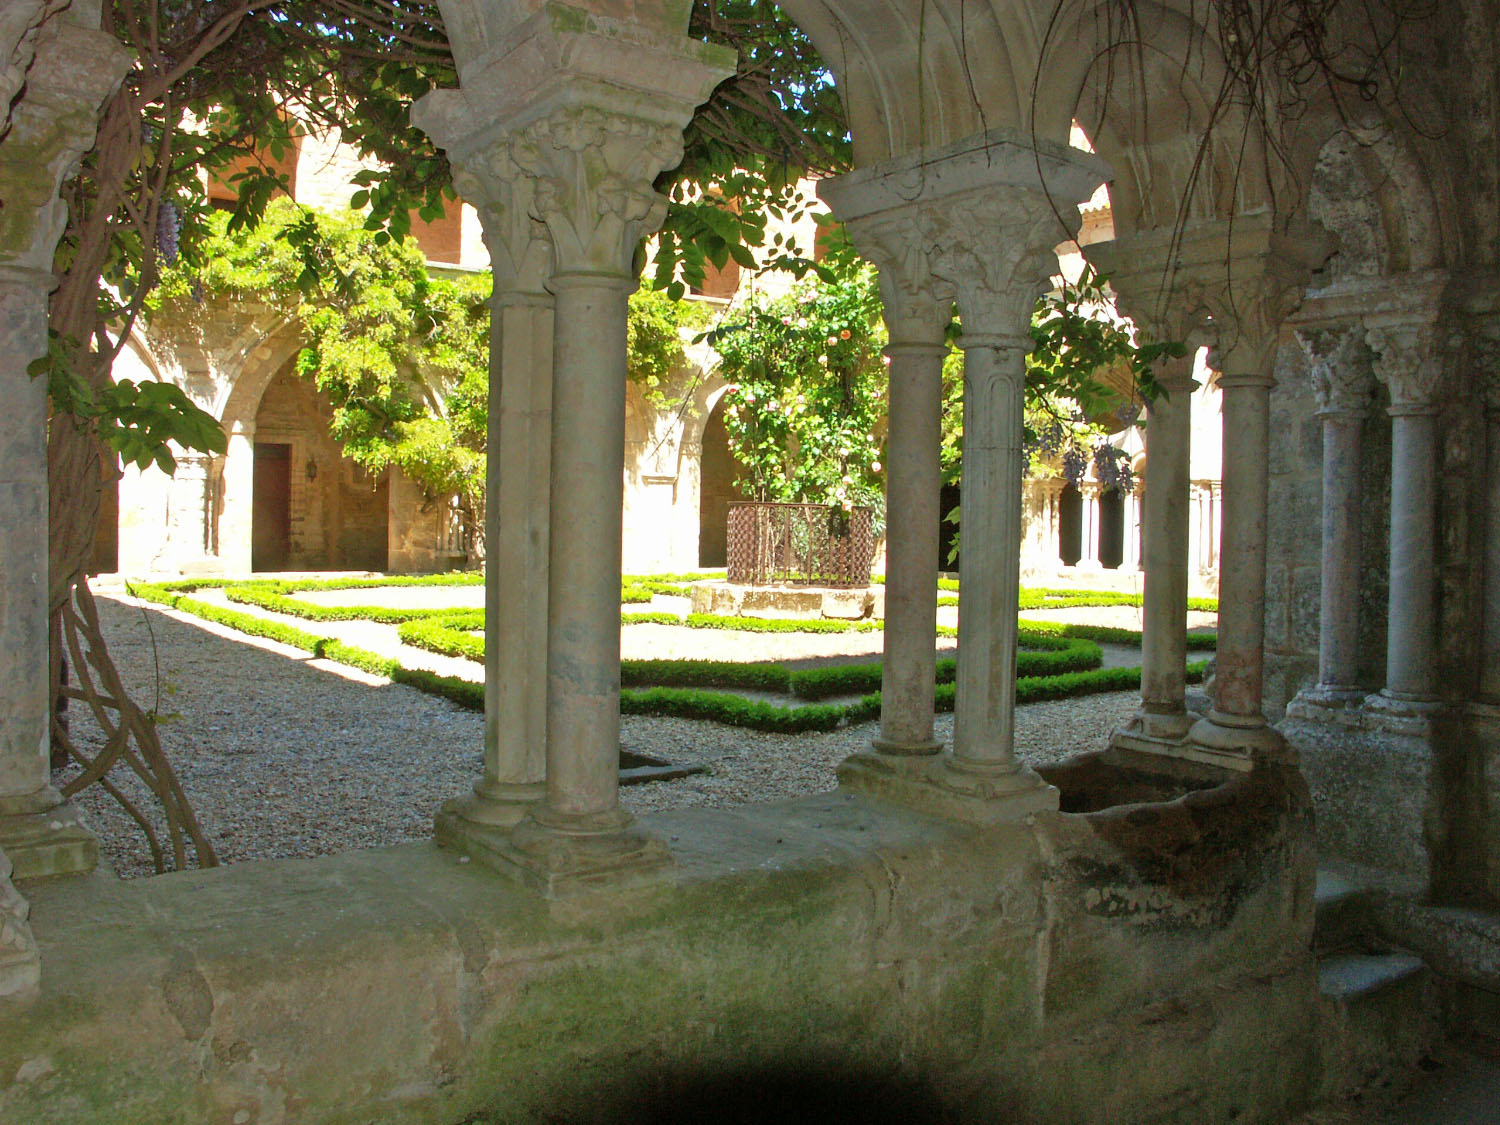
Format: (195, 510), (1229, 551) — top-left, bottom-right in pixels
(510, 105), (682, 278)
(1295, 326), (1373, 415)
(414, 8), (733, 281)
(1088, 216), (1331, 376)
(1367, 322), (1446, 412)
(820, 128), (1107, 343)
(921, 186), (1070, 342)
(0, 5), (130, 274)
(841, 207), (954, 345)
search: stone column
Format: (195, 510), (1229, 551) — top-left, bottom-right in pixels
(1367, 323), (1445, 711)
(826, 204), (954, 766)
(420, 14), (732, 891)
(410, 108), (557, 851)
(1123, 353), (1198, 743)
(1080, 484), (1102, 568)
(0, 4), (129, 880)
(821, 129), (1105, 820)
(218, 421), (256, 573)
(1122, 487), (1142, 572)
(1294, 327), (1374, 706)
(1181, 220), (1329, 764)
(1483, 363), (1500, 703)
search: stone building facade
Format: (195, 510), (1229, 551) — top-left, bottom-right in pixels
(2, 0), (1497, 1120)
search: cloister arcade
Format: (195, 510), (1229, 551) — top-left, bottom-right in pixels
(0, 0), (1496, 1118)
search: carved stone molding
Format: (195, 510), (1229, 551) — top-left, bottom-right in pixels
(1295, 326), (1374, 415)
(820, 128), (1107, 344)
(840, 207), (954, 345)
(1367, 322), (1446, 412)
(453, 146), (553, 297)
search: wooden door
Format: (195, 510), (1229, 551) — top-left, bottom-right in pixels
(252, 443), (291, 571)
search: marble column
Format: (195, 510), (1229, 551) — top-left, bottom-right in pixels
(1296, 327), (1374, 705)
(831, 206), (953, 763)
(1483, 365), (1500, 703)
(408, 107), (557, 849)
(1126, 353), (1197, 742)
(0, 5), (128, 881)
(1367, 323), (1445, 710)
(218, 421), (256, 573)
(821, 129), (1105, 820)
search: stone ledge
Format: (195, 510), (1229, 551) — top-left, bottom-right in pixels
(3, 776), (1315, 1123)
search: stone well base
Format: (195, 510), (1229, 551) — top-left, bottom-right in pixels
(690, 580), (884, 620)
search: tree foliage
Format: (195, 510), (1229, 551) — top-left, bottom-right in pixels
(153, 199), (488, 505)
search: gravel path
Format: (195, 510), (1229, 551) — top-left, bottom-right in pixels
(64, 583), (1208, 879)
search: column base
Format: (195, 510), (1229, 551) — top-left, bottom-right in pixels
(1361, 689), (1444, 736)
(839, 751), (1058, 825)
(1285, 684), (1369, 722)
(433, 779), (545, 867)
(1185, 711), (1288, 772)
(482, 808), (674, 900)
(868, 736), (943, 757)
(0, 788), (97, 880)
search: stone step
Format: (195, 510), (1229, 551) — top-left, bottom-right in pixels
(1316, 952), (1439, 1104)
(1314, 866), (1375, 955)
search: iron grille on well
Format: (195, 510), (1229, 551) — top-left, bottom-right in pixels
(725, 501), (875, 587)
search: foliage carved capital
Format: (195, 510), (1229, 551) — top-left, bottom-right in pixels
(841, 206), (955, 346)
(919, 186), (1073, 344)
(0, 9), (129, 274)
(448, 142), (553, 297)
(511, 106), (684, 279)
(1366, 322), (1446, 412)
(1295, 326), (1373, 414)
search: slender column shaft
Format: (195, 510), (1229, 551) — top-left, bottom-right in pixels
(480, 297), (553, 808)
(1211, 374), (1273, 721)
(1483, 404), (1500, 701)
(1384, 406), (1439, 699)
(1138, 362), (1194, 731)
(541, 275), (633, 826)
(951, 338), (1027, 772)
(0, 272), (51, 805)
(1318, 412), (1365, 691)
(877, 342), (947, 752)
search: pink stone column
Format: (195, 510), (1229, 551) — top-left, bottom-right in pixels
(1294, 327), (1374, 704)
(949, 338), (1032, 778)
(1189, 371), (1283, 754)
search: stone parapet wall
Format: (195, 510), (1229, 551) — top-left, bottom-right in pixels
(3, 760), (1315, 1123)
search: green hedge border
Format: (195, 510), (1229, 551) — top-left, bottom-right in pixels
(127, 580), (1210, 735)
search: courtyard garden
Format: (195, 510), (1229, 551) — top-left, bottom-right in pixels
(68, 573), (1217, 877)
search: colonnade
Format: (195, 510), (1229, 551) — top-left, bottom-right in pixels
(1285, 274), (1464, 727)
